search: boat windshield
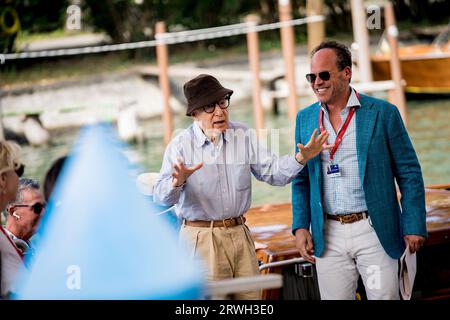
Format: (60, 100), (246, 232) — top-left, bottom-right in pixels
(375, 22), (450, 55)
(432, 22), (450, 47)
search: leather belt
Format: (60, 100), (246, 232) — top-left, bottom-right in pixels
(184, 216), (246, 228)
(326, 211), (368, 224)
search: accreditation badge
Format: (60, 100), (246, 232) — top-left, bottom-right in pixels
(327, 163), (341, 177)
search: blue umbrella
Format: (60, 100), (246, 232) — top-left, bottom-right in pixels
(136, 172), (182, 233)
(13, 124), (203, 299)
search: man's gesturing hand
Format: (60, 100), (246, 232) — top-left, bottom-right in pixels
(295, 129), (333, 165)
(172, 157), (203, 187)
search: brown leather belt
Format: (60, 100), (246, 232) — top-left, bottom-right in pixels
(326, 211), (368, 224)
(184, 216), (246, 228)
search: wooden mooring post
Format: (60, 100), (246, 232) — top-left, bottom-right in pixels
(384, 2), (407, 125)
(155, 21), (174, 145)
(278, 0), (298, 119)
(0, 91), (4, 141)
(350, 0), (373, 83)
(246, 14), (264, 134)
(307, 0), (325, 54)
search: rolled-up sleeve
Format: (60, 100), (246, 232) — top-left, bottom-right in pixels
(249, 130), (304, 186)
(153, 140), (184, 206)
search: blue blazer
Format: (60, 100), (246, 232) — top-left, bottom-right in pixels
(292, 94), (427, 259)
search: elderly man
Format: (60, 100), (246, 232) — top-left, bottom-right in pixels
(5, 178), (46, 258)
(154, 74), (331, 299)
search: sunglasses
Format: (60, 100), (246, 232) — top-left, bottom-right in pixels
(14, 202), (46, 215)
(305, 71), (331, 84)
(15, 163), (25, 177)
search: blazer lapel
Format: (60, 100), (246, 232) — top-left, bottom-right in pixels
(356, 97), (378, 185)
(308, 104), (322, 188)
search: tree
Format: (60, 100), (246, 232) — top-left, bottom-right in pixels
(1, 0), (69, 53)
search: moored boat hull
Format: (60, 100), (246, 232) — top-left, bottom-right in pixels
(371, 44), (450, 94)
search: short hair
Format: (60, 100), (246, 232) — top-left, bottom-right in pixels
(311, 41), (352, 71)
(44, 156), (67, 201)
(14, 178), (41, 204)
(0, 140), (22, 175)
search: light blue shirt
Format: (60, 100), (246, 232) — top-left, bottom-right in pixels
(154, 121), (303, 221)
(320, 88), (368, 215)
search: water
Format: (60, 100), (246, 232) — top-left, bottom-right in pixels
(20, 97), (450, 206)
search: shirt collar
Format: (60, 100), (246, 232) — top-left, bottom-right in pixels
(320, 86), (361, 113)
(4, 228), (18, 240)
(192, 121), (227, 147)
(4, 228), (30, 246)
(347, 86), (361, 109)
(223, 123), (233, 142)
(193, 121), (207, 147)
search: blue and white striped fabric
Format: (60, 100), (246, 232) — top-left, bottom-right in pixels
(154, 121), (303, 221)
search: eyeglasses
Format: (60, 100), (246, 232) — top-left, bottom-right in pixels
(15, 163), (25, 177)
(14, 202), (46, 215)
(203, 96), (230, 113)
(305, 71), (332, 84)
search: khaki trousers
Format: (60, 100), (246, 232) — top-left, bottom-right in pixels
(179, 222), (261, 300)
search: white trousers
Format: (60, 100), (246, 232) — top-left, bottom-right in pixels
(315, 217), (399, 300)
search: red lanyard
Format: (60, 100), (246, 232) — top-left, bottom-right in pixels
(319, 91), (359, 161)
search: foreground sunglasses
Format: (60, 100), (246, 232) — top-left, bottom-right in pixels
(15, 163), (25, 177)
(14, 202), (46, 215)
(305, 71), (331, 84)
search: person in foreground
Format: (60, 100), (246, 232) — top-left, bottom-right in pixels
(43, 155), (67, 202)
(154, 74), (331, 299)
(0, 140), (25, 298)
(292, 41), (427, 300)
(5, 178), (46, 259)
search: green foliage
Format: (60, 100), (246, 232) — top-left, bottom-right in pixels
(2, 0), (449, 54)
(16, 0), (69, 33)
(82, 0), (133, 42)
(0, 0), (69, 53)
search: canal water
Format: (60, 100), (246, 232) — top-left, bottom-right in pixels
(20, 97), (450, 206)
